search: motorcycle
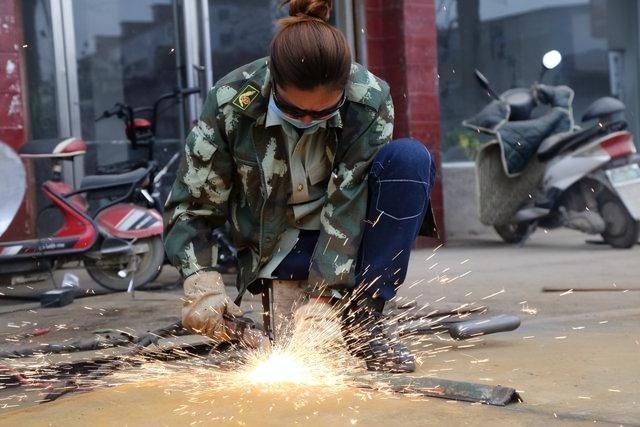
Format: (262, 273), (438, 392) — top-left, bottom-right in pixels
(0, 138), (164, 291)
(464, 50), (640, 248)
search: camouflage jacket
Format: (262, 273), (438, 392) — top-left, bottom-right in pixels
(164, 57), (436, 295)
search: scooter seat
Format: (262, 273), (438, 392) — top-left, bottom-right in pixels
(582, 97), (625, 122)
(80, 167), (148, 190)
(537, 126), (601, 161)
(19, 138), (87, 159)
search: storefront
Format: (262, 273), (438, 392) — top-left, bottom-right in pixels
(15, 0), (370, 219)
(21, 0), (361, 144)
(5, 0), (445, 242)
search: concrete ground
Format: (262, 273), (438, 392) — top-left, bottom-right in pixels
(0, 229), (639, 426)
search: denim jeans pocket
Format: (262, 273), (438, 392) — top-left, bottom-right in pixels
(375, 179), (429, 220)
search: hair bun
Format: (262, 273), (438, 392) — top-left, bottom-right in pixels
(284, 0), (331, 22)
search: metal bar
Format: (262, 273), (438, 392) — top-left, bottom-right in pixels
(448, 315), (521, 340)
(543, 287), (640, 292)
(172, 0), (186, 142)
(50, 0), (71, 137)
(181, 0), (202, 121)
(335, 0), (356, 59)
(354, 373), (522, 406)
(353, 0), (368, 66)
(200, 0), (214, 91)
(59, 0), (81, 137)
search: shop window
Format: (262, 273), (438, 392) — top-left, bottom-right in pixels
(437, 0), (639, 161)
(208, 0), (284, 81)
(22, 0), (59, 140)
(72, 0), (179, 141)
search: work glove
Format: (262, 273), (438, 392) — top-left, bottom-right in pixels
(292, 297), (344, 349)
(182, 270), (243, 341)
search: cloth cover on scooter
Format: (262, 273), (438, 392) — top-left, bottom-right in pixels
(463, 84), (574, 177)
(475, 142), (546, 225)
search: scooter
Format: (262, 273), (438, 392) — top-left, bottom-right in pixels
(464, 50), (640, 248)
(94, 87), (202, 212)
(0, 138), (165, 291)
(97, 88), (238, 272)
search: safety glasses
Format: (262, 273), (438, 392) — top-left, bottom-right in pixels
(273, 85), (346, 120)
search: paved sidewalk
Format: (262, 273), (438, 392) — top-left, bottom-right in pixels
(1, 229), (638, 425)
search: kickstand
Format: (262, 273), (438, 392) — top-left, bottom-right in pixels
(124, 252), (139, 299)
(517, 221), (538, 248)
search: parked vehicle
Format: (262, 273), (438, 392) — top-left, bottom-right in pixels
(97, 88), (238, 273)
(94, 87), (202, 212)
(0, 139), (164, 291)
(465, 50), (640, 248)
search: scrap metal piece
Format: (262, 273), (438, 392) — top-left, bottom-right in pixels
(543, 287), (640, 292)
(387, 301), (488, 318)
(355, 373), (522, 406)
(448, 315), (521, 340)
(397, 314), (521, 340)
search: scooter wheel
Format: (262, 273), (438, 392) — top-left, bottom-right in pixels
(494, 223), (531, 244)
(85, 236), (165, 291)
(598, 191), (639, 249)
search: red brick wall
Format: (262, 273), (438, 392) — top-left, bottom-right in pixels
(0, 1), (34, 241)
(0, 0), (25, 150)
(364, 0), (445, 243)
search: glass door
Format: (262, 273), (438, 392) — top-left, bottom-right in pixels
(69, 0), (181, 141)
(22, 0), (60, 140)
(200, 0), (358, 93)
(33, 0), (360, 143)
(205, 0), (281, 82)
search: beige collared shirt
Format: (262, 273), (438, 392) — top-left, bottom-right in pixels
(257, 94), (343, 278)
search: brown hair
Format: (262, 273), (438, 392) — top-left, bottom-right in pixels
(269, 0), (351, 91)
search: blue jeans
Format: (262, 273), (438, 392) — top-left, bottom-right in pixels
(272, 138), (436, 301)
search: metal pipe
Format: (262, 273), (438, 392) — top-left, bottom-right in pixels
(50, 0), (71, 137)
(172, 0), (186, 142)
(448, 315), (521, 340)
(200, 0), (214, 91)
(59, 0), (81, 137)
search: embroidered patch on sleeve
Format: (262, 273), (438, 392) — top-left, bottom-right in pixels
(232, 84), (260, 110)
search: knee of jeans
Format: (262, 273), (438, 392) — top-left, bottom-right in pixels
(376, 138), (433, 175)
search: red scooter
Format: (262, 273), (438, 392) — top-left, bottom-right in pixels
(0, 138), (164, 291)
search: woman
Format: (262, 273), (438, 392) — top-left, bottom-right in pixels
(164, 0), (436, 373)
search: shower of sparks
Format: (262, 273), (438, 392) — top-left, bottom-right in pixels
(481, 289), (505, 300)
(244, 350), (321, 385)
(227, 301), (360, 390)
(0, 250), (507, 420)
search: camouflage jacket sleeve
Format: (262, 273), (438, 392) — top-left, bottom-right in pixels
(163, 88), (233, 278)
(307, 91), (394, 295)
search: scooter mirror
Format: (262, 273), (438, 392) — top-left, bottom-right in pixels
(474, 69), (500, 100)
(474, 69), (491, 91)
(0, 142), (26, 238)
(542, 50), (562, 70)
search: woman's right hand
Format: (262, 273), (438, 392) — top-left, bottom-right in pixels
(181, 270), (243, 340)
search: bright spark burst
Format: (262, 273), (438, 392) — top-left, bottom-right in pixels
(228, 303), (357, 390)
(244, 350), (313, 384)
(240, 347), (344, 388)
